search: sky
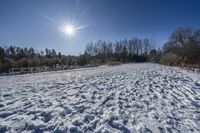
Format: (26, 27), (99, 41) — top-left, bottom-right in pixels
(0, 0), (200, 55)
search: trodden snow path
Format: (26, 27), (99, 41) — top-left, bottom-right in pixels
(0, 63), (200, 133)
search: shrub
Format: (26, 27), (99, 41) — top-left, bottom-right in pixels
(160, 53), (182, 66)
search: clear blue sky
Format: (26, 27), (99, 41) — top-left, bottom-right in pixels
(0, 0), (200, 55)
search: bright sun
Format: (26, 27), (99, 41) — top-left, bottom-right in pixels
(60, 22), (86, 38)
(63, 25), (76, 37)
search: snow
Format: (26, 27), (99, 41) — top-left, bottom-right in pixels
(0, 63), (200, 133)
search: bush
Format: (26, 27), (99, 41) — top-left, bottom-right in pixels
(108, 61), (121, 66)
(16, 58), (28, 68)
(160, 53), (182, 66)
(28, 57), (40, 67)
(161, 27), (200, 68)
(0, 61), (2, 69)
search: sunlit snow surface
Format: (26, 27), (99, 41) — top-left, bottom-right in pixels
(0, 63), (200, 133)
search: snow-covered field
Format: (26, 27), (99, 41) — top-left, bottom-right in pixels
(0, 63), (200, 133)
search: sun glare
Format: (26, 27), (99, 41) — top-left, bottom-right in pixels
(60, 22), (87, 38)
(63, 24), (76, 37)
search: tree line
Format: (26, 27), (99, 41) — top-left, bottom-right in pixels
(0, 47), (72, 72)
(84, 38), (157, 64)
(0, 38), (156, 72)
(159, 27), (200, 69)
(0, 26), (199, 73)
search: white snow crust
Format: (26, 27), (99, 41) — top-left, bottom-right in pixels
(0, 63), (200, 133)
